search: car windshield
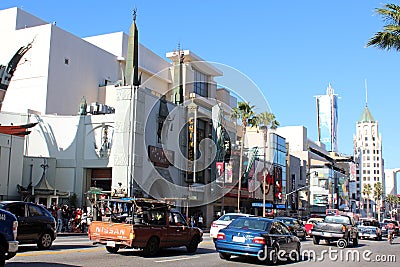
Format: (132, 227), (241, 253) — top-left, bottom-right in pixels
(218, 214), (245, 221)
(361, 220), (377, 227)
(324, 216), (350, 224)
(277, 218), (294, 226)
(229, 218), (271, 231)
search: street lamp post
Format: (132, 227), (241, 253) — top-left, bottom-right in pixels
(306, 171), (318, 217)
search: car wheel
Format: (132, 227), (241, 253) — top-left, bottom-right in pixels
(268, 246), (279, 265)
(313, 236), (320, 245)
(186, 235), (200, 253)
(290, 244), (300, 262)
(302, 232), (307, 241)
(0, 244), (5, 266)
(106, 245), (120, 254)
(37, 231), (53, 250)
(219, 252), (231, 260)
(353, 236), (358, 247)
(143, 237), (159, 257)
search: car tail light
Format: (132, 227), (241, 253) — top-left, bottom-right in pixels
(342, 225), (346, 232)
(217, 233), (226, 240)
(252, 237), (266, 245)
(12, 220), (18, 240)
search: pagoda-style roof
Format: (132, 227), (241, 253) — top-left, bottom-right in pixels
(359, 106), (375, 123)
(34, 172), (55, 191)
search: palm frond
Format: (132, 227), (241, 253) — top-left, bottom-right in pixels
(367, 3), (400, 51)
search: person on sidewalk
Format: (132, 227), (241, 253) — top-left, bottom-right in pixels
(56, 206), (63, 233)
(198, 214), (204, 229)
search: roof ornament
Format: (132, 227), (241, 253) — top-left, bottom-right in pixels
(133, 7), (137, 21)
(326, 83), (334, 95)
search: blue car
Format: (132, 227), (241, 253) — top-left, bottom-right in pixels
(214, 217), (301, 264)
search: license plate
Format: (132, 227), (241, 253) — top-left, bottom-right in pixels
(106, 241), (116, 247)
(232, 236), (246, 243)
(322, 232), (332, 237)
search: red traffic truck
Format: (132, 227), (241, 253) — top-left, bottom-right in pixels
(88, 198), (202, 256)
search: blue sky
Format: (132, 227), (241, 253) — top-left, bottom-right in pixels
(1, 1), (400, 186)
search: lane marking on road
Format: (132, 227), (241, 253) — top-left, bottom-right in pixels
(155, 256), (200, 263)
(16, 247), (104, 257)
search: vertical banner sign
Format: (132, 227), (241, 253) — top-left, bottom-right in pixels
(187, 102), (197, 183)
(187, 116), (194, 183)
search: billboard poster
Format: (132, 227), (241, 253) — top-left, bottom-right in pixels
(274, 166), (283, 201)
(216, 162), (224, 183)
(225, 161), (233, 183)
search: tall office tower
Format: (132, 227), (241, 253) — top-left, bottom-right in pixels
(353, 103), (384, 213)
(315, 83), (339, 152)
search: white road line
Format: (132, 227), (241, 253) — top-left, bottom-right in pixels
(155, 256), (200, 263)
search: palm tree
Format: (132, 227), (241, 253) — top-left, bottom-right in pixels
(373, 182), (383, 221)
(366, 3), (400, 51)
(362, 184), (372, 218)
(256, 112), (280, 217)
(231, 101), (257, 212)
(385, 194), (400, 218)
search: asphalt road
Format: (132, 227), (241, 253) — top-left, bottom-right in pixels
(6, 234), (400, 267)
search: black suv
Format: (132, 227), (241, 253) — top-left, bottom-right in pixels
(0, 201), (56, 249)
(275, 217), (307, 241)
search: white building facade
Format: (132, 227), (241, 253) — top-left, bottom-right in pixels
(0, 7), (239, 227)
(353, 105), (384, 217)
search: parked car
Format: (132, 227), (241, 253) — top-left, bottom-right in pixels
(0, 208), (19, 265)
(215, 217), (301, 264)
(304, 217), (324, 236)
(357, 218), (382, 240)
(210, 213), (254, 241)
(275, 217), (307, 241)
(311, 215), (358, 248)
(381, 219), (399, 236)
(0, 201), (57, 250)
(380, 222), (388, 237)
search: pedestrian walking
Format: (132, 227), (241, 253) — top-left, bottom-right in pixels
(56, 206), (63, 233)
(198, 214), (203, 229)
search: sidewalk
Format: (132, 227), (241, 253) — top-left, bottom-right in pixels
(57, 227), (210, 237)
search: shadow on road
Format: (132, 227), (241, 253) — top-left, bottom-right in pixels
(6, 263), (78, 267)
(17, 244), (96, 253)
(117, 247), (216, 258)
(222, 255), (305, 266)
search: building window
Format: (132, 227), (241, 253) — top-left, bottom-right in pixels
(64, 58), (70, 65)
(193, 69), (209, 97)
